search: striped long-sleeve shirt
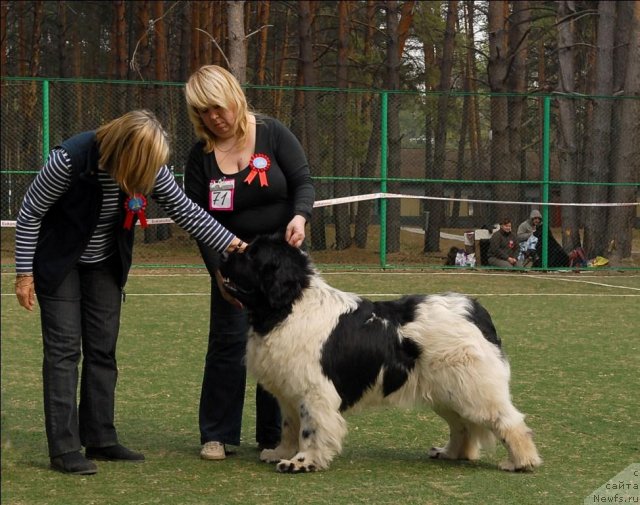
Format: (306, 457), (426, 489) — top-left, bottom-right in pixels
(15, 148), (236, 274)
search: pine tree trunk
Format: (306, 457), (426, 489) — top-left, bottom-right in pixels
(333, 1), (352, 249)
(424, 0), (456, 252)
(583, 0), (615, 258)
(297, 0), (326, 250)
(385, 0), (402, 253)
(354, 0), (378, 249)
(606, 1), (640, 261)
(556, 0), (582, 251)
(228, 1), (247, 83)
(488, 0), (514, 222)
(508, 0), (529, 224)
(256, 1), (270, 84)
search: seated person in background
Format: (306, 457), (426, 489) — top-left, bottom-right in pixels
(517, 209), (542, 266)
(536, 223), (571, 268)
(487, 218), (523, 268)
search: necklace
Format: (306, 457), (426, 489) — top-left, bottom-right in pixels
(215, 150), (233, 167)
(214, 139), (243, 168)
(214, 138), (239, 153)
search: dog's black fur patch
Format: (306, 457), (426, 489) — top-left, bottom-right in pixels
(320, 297), (423, 411)
(466, 298), (502, 348)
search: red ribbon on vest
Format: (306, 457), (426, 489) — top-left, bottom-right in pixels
(244, 153), (271, 187)
(123, 194), (148, 229)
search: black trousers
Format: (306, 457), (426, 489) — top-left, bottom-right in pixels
(198, 276), (281, 447)
(37, 258), (121, 457)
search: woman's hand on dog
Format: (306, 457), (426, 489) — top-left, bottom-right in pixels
(285, 215), (306, 248)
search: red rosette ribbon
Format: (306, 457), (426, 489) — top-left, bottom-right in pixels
(123, 194), (148, 230)
(244, 153), (271, 187)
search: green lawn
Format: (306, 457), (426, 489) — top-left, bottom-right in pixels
(2, 270), (639, 505)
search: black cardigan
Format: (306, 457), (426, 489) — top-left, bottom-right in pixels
(33, 131), (134, 295)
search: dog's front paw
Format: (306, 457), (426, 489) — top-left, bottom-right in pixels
(500, 460), (532, 472)
(499, 455), (542, 472)
(275, 454), (318, 474)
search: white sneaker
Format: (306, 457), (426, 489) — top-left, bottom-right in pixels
(200, 441), (226, 460)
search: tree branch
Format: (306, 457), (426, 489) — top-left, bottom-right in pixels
(245, 24), (272, 40)
(129, 1), (182, 80)
(196, 28), (231, 69)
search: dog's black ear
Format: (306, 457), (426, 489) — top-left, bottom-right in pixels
(256, 240), (310, 309)
(260, 266), (299, 308)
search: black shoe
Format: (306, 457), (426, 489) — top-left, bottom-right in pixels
(85, 444), (145, 462)
(50, 451), (98, 475)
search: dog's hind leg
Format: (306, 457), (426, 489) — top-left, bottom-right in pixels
(260, 400), (299, 464)
(275, 393), (346, 473)
(469, 398), (541, 472)
(428, 408), (480, 461)
(453, 387), (541, 471)
(491, 410), (542, 472)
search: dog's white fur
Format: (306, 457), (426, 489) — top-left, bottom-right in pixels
(245, 273), (542, 473)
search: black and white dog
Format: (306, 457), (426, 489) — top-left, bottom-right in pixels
(220, 235), (541, 474)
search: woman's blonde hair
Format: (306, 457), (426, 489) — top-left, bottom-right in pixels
(96, 109), (169, 195)
(185, 65), (250, 153)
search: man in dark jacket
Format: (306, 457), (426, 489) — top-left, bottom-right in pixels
(487, 218), (523, 268)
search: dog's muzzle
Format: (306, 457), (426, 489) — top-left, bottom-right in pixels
(222, 278), (254, 298)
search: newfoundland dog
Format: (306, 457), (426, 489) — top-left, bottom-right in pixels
(219, 235), (541, 474)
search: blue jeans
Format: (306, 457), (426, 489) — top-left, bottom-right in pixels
(199, 277), (281, 447)
(37, 257), (122, 457)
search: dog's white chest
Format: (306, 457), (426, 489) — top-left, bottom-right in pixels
(245, 325), (325, 396)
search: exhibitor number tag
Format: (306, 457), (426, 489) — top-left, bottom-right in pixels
(209, 178), (235, 211)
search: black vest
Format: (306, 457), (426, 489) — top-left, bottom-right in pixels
(33, 131), (135, 295)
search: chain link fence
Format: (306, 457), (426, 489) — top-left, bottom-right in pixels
(1, 77), (638, 270)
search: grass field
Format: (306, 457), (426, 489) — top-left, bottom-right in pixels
(1, 268), (639, 505)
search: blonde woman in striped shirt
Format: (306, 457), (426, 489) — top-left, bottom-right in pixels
(14, 109), (247, 475)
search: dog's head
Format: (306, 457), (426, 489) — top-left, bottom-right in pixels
(219, 234), (313, 318)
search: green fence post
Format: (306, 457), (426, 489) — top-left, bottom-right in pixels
(541, 96), (551, 269)
(379, 91), (388, 268)
(42, 79), (50, 163)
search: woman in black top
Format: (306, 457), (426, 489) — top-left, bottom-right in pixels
(184, 65), (315, 461)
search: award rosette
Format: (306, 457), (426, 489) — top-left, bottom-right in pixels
(123, 194), (148, 229)
(244, 153), (271, 187)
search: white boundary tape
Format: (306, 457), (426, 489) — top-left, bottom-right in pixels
(2, 192), (638, 227)
(311, 192), (640, 208)
(1, 217), (175, 227)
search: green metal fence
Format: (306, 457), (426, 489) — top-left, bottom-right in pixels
(1, 77), (638, 270)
